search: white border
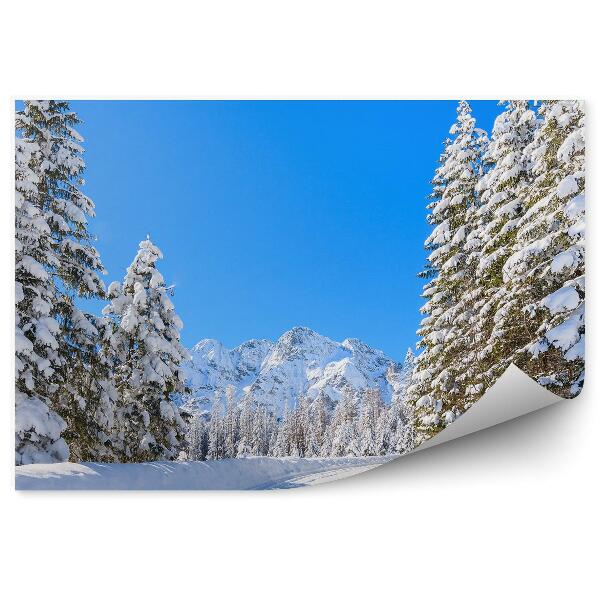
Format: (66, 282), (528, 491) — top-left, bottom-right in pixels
(1, 1), (598, 599)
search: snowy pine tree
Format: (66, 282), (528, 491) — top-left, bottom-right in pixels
(274, 401), (293, 457)
(466, 101), (539, 399)
(15, 100), (111, 463)
(267, 411), (281, 457)
(102, 238), (188, 461)
(207, 393), (224, 460)
(388, 348), (416, 454)
(15, 130), (67, 464)
(250, 404), (272, 456)
(223, 385), (240, 458)
(397, 347), (415, 396)
(59, 312), (119, 461)
(394, 398), (417, 455)
(289, 395), (311, 457)
(330, 390), (359, 456)
(503, 100), (585, 394)
(374, 407), (391, 455)
(307, 392), (329, 457)
(410, 101), (489, 439)
(358, 388), (382, 456)
(236, 393), (254, 457)
(188, 413), (209, 461)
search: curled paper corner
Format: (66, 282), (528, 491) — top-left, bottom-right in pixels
(413, 364), (563, 454)
(292, 365), (569, 488)
(308, 365), (568, 486)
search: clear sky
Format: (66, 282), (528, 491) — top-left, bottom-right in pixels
(70, 100), (500, 360)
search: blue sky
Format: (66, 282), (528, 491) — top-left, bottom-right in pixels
(70, 100), (500, 360)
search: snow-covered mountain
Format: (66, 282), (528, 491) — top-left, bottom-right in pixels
(180, 326), (407, 415)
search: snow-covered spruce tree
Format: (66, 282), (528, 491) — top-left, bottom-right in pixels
(358, 388), (383, 456)
(236, 393), (254, 457)
(59, 311), (119, 461)
(409, 101), (488, 440)
(273, 401), (292, 457)
(502, 100), (585, 395)
(387, 348), (416, 454)
(396, 347), (415, 396)
(15, 132), (67, 464)
(249, 406), (263, 456)
(266, 410), (279, 456)
(330, 390), (359, 457)
(250, 404), (272, 456)
(465, 101), (539, 403)
(394, 399), (416, 455)
(374, 407), (391, 456)
(207, 393), (224, 460)
(223, 385), (239, 458)
(268, 412), (281, 457)
(306, 392), (329, 457)
(288, 395), (311, 457)
(102, 238), (188, 461)
(16, 100), (112, 463)
(188, 413), (209, 461)
(319, 427), (333, 457)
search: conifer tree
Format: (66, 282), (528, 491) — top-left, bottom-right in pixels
(330, 390), (359, 456)
(374, 408), (391, 455)
(102, 237), (188, 461)
(188, 413), (209, 461)
(465, 100), (539, 400)
(274, 401), (293, 457)
(410, 101), (488, 439)
(15, 132), (67, 464)
(503, 100), (585, 394)
(394, 399), (417, 455)
(268, 412), (281, 457)
(250, 404), (271, 456)
(60, 313), (119, 461)
(307, 392), (329, 457)
(15, 100), (110, 463)
(396, 347), (415, 395)
(290, 395), (311, 457)
(358, 388), (382, 455)
(207, 393), (224, 460)
(223, 385), (239, 458)
(236, 393), (254, 457)
(388, 348), (417, 454)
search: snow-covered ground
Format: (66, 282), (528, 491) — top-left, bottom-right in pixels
(15, 455), (397, 490)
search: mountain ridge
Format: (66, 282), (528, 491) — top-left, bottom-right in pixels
(181, 326), (411, 415)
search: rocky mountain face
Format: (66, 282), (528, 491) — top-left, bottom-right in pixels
(180, 326), (408, 415)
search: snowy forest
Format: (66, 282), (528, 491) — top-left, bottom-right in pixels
(15, 100), (585, 468)
(409, 100), (585, 441)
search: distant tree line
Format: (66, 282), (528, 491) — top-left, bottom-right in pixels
(187, 351), (416, 461)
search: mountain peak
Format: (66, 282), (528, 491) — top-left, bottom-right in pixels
(277, 326), (323, 345)
(265, 326), (338, 366)
(283, 325), (321, 337)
